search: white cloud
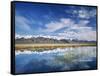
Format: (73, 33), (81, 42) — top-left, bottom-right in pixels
(78, 20), (89, 25)
(78, 9), (96, 19)
(44, 18), (74, 32)
(77, 31), (96, 41)
(16, 34), (34, 39)
(73, 10), (78, 14)
(44, 22), (64, 32)
(15, 34), (22, 39)
(60, 18), (74, 25)
(57, 29), (96, 41)
(43, 18), (90, 32)
(72, 8), (96, 19)
(15, 16), (32, 31)
(78, 10), (88, 18)
(58, 22), (96, 41)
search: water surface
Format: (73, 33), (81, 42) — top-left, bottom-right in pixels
(15, 46), (97, 74)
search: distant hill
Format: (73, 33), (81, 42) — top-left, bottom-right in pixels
(15, 37), (97, 44)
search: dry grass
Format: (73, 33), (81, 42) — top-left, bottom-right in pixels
(15, 43), (96, 51)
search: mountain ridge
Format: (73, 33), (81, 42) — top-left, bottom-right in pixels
(15, 36), (96, 44)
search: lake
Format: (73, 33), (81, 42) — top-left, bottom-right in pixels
(15, 46), (97, 74)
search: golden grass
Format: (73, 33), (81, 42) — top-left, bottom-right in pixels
(15, 43), (96, 51)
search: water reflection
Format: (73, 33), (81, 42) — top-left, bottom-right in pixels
(15, 46), (97, 74)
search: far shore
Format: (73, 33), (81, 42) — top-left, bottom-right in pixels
(15, 43), (96, 51)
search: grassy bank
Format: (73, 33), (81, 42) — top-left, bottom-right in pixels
(15, 43), (96, 51)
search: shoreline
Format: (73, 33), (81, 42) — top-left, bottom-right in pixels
(15, 46), (96, 55)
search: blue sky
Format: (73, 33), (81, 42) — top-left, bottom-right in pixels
(15, 2), (97, 41)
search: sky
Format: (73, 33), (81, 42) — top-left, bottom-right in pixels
(15, 2), (97, 41)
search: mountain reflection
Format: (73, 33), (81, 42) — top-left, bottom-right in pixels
(15, 46), (97, 74)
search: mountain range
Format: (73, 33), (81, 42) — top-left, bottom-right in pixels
(15, 36), (96, 44)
